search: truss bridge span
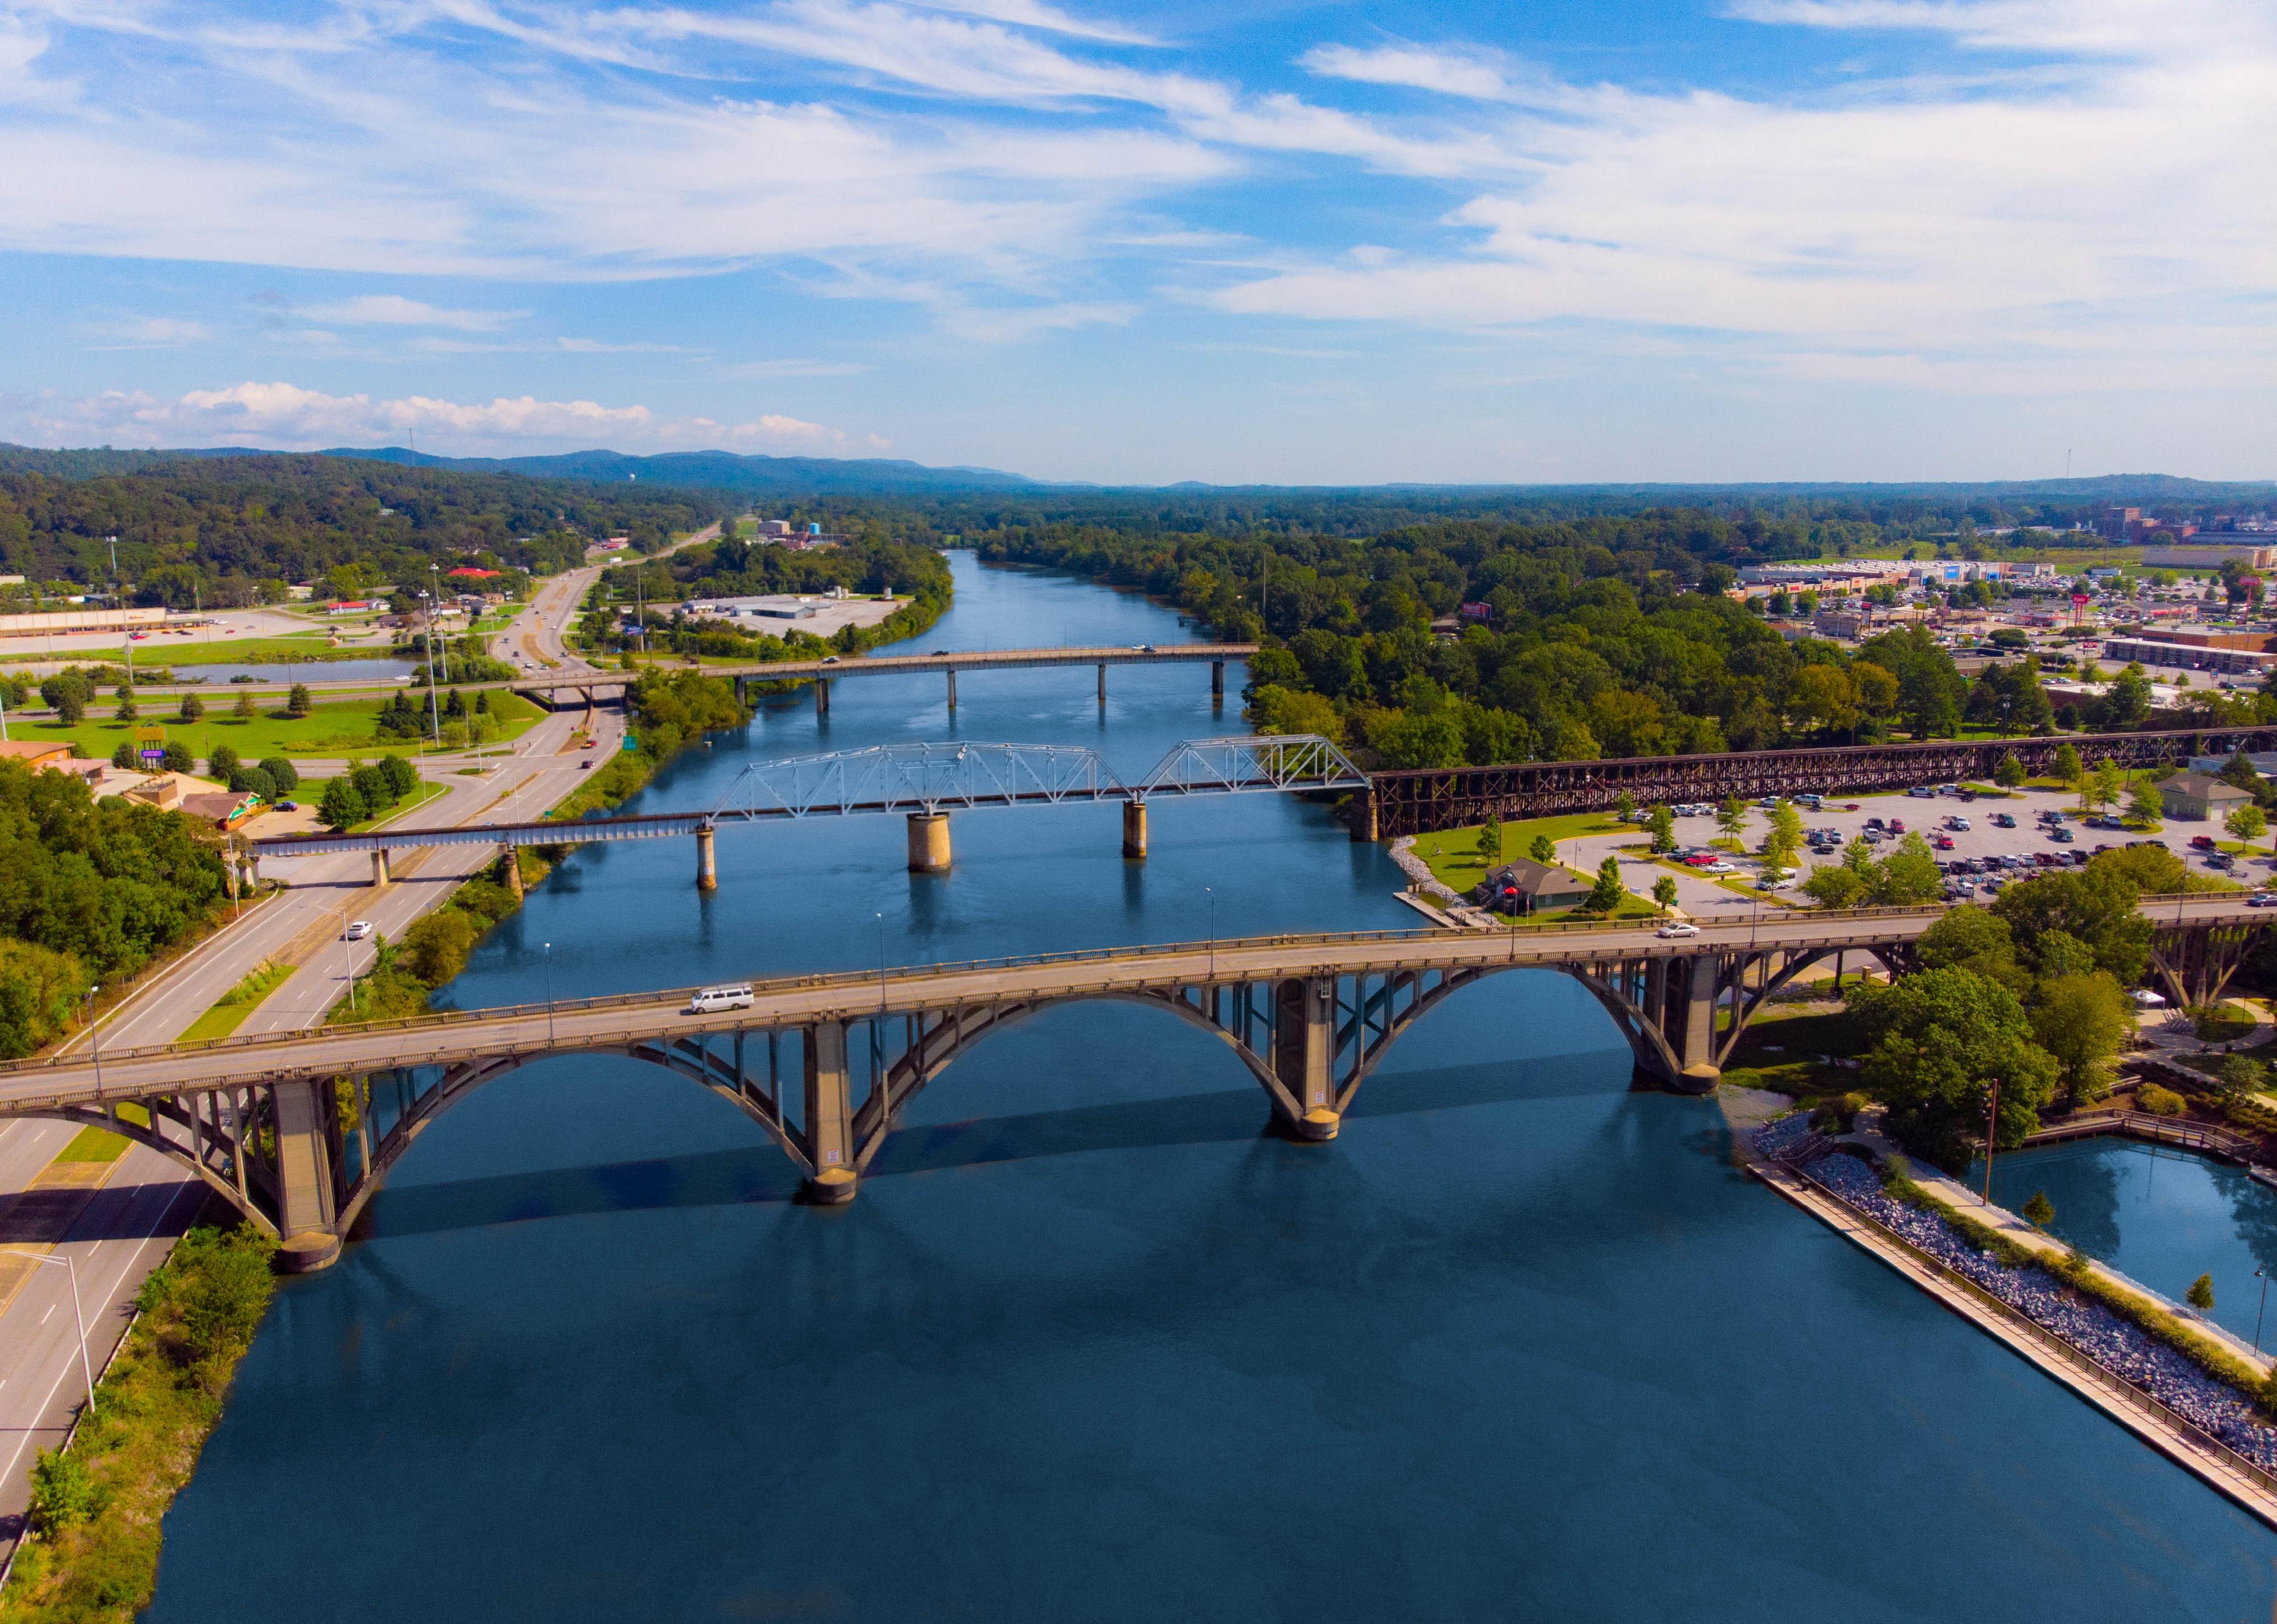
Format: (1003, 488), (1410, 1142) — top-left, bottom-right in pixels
(0, 895), (2260, 1271)
(1363, 725), (2277, 836)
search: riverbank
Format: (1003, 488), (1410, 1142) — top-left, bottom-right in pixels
(1743, 1108), (2277, 1527)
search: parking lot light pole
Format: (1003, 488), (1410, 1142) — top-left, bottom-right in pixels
(1981, 1078), (2001, 1207)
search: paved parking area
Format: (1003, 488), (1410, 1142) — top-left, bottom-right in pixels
(1554, 783), (2271, 919)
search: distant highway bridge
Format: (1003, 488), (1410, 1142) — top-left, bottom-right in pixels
(0, 896), (2259, 1270)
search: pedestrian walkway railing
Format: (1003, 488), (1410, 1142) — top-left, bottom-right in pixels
(2025, 1111), (2259, 1160)
(1784, 1156), (2277, 1510)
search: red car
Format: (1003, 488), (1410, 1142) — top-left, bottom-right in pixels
(1932, 835), (1955, 850)
(1888, 819), (1906, 834)
(2190, 835), (2217, 850)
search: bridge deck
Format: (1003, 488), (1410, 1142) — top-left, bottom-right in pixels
(4, 897), (2252, 1112)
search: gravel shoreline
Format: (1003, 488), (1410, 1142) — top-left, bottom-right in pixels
(1755, 1115), (2277, 1470)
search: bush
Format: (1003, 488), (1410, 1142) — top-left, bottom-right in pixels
(259, 756), (299, 792)
(1809, 1091), (1871, 1132)
(317, 776), (367, 830)
(161, 741), (193, 773)
(27, 1447), (103, 1533)
(207, 742), (241, 781)
(227, 765), (277, 801)
(2137, 1083), (2187, 1115)
(377, 754), (419, 799)
(111, 739), (138, 770)
(403, 910), (477, 986)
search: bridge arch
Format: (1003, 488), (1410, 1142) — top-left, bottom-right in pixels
(5, 1105), (281, 1237)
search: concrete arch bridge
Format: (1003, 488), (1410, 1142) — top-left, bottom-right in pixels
(0, 898), (2259, 1271)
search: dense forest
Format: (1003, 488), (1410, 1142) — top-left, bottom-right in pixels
(0, 453), (735, 607)
(970, 517), (2276, 768)
(0, 760), (230, 1057)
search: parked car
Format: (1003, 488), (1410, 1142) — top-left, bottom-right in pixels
(276, 800), (297, 812)
(2050, 828), (2075, 844)
(2205, 852), (2234, 869)
(1888, 819), (1906, 834)
(2190, 835), (2217, 850)
(1908, 786), (1936, 798)
(1865, 816), (1886, 830)
(1991, 813), (2016, 828)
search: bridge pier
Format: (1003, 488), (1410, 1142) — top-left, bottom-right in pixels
(1663, 955), (1722, 1092)
(695, 824), (717, 891)
(946, 670), (957, 710)
(1272, 976), (1340, 1140)
(907, 811), (951, 873)
(370, 848), (391, 888)
(1122, 799), (1148, 858)
(1097, 663), (1106, 706)
(504, 845), (524, 897)
(273, 1079), (342, 1272)
(814, 677), (831, 717)
(802, 1022), (857, 1204)
(1211, 660), (1224, 704)
(1350, 789), (1378, 843)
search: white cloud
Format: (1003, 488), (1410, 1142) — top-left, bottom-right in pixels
(0, 381), (861, 455)
(1298, 43), (1519, 102)
(88, 316), (212, 347)
(297, 295), (526, 330)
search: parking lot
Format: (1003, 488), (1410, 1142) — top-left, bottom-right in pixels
(1555, 782), (2272, 919)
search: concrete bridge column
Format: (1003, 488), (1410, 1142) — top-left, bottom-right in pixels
(1666, 954), (1721, 1093)
(1097, 664), (1107, 705)
(273, 1079), (342, 1272)
(695, 825), (718, 891)
(1122, 799), (1148, 858)
(1211, 660), (1224, 703)
(504, 845), (524, 897)
(946, 669), (957, 710)
(370, 848), (391, 888)
(802, 1022), (857, 1204)
(907, 811), (951, 873)
(1350, 791), (1378, 843)
(1272, 976), (1339, 1140)
(814, 677), (831, 717)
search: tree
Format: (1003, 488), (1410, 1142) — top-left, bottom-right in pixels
(1587, 854), (1626, 913)
(2030, 972), (2133, 1105)
(1652, 875), (1679, 914)
(1916, 906), (2025, 989)
(403, 910), (478, 985)
(162, 741), (193, 773)
(1849, 966), (2060, 1168)
(2022, 1191), (2055, 1230)
(44, 684), (85, 725)
(2188, 1274), (2217, 1312)
(1802, 864), (1867, 908)
(317, 775), (367, 831)
(110, 739), (137, 770)
(1614, 789), (1635, 821)
(1645, 804), (1676, 854)
(377, 754), (419, 800)
(177, 692), (205, 723)
(2053, 742), (2082, 786)
(1991, 869), (2153, 984)
(1716, 796), (1747, 849)
(260, 756), (299, 793)
(228, 765), (277, 800)
(1473, 820), (1502, 865)
(232, 690), (260, 719)
(2227, 803), (2267, 844)
(1993, 753), (2026, 789)
(285, 682), (313, 719)
(209, 743), (241, 782)
(1528, 833), (1556, 865)
(1871, 833), (1945, 906)
(2089, 758), (2125, 815)
(113, 689), (137, 722)
(2097, 667), (2153, 732)
(1765, 800), (1804, 872)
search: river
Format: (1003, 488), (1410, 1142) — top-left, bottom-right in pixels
(146, 554), (2277, 1621)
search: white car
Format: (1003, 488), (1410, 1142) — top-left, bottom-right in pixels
(344, 920), (374, 940)
(1655, 921), (1700, 938)
(1699, 861), (1735, 875)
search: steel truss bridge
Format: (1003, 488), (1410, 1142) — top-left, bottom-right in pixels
(248, 735), (1368, 881)
(0, 896), (2259, 1271)
(1362, 725), (2277, 837)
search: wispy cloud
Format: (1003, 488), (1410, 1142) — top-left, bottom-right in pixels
(297, 295), (527, 330)
(723, 358), (872, 377)
(88, 316), (212, 347)
(0, 381), (862, 455)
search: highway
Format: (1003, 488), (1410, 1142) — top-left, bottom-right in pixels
(0, 541), (630, 1558)
(2, 893), (2260, 1111)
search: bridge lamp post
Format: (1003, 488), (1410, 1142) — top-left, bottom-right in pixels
(544, 942), (556, 1042)
(1205, 886), (1216, 982)
(84, 986), (102, 1096)
(2258, 1267), (2270, 1356)
(1980, 1077), (2000, 1207)
(0, 1250), (95, 1416)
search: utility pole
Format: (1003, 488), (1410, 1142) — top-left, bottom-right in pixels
(430, 562), (451, 684)
(421, 590), (443, 745)
(1981, 1078), (2000, 1206)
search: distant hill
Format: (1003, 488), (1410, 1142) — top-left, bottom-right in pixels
(317, 447), (1045, 493)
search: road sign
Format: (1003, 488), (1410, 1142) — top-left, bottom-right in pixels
(622, 734), (637, 752)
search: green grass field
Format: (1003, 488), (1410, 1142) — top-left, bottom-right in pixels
(177, 962), (295, 1044)
(349, 779), (450, 830)
(14, 691), (542, 760)
(1409, 812), (1630, 892)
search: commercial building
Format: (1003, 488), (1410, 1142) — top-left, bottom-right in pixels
(0, 606), (166, 639)
(2140, 543), (2277, 571)
(2157, 772), (2254, 823)
(2098, 636), (2277, 676)
(1471, 858), (1592, 916)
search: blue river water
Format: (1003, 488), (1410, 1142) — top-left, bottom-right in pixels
(147, 556), (2277, 1621)
(1978, 1139), (2277, 1349)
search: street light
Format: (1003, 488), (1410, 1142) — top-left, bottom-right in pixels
(1205, 886), (1215, 982)
(338, 906), (359, 1016)
(544, 942), (555, 1041)
(84, 985), (102, 1095)
(2257, 1267), (2270, 1357)
(2, 1249), (95, 1414)
(1980, 1077), (2001, 1207)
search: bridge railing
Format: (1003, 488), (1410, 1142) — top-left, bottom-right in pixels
(0, 903), (1985, 1079)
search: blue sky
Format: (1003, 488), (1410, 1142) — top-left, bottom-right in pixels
(0, 0), (2271, 483)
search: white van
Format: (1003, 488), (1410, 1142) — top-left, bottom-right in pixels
(686, 984), (755, 1015)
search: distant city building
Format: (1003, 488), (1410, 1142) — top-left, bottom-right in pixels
(0, 606), (167, 639)
(679, 595), (826, 624)
(2139, 543), (2276, 570)
(2100, 635), (2277, 676)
